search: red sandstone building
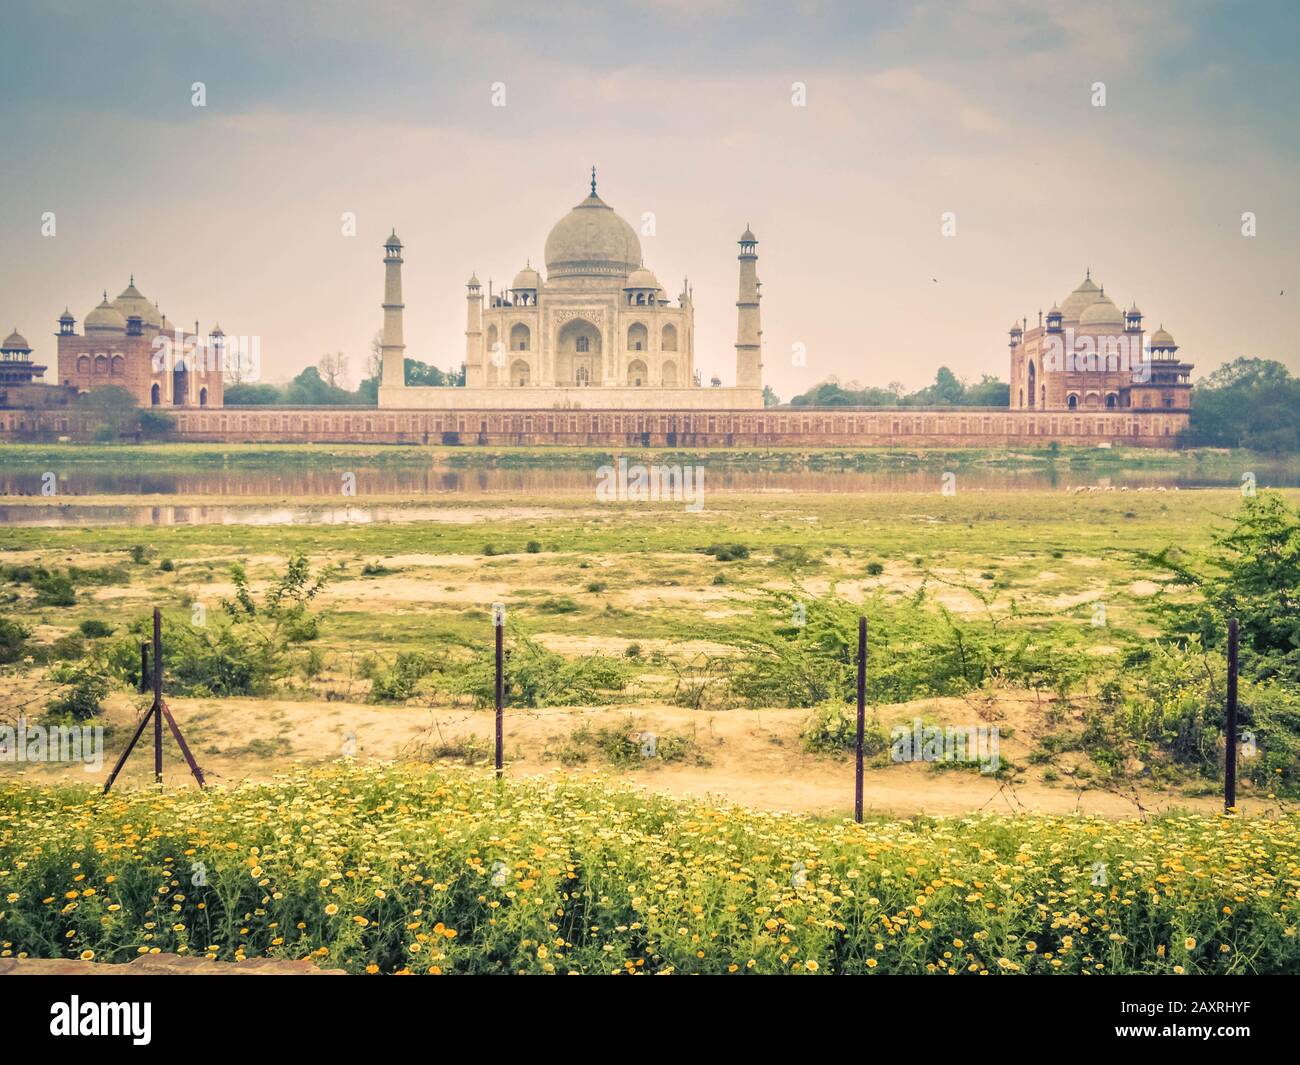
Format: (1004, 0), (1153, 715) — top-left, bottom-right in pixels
(54, 279), (225, 409)
(1009, 271), (1192, 412)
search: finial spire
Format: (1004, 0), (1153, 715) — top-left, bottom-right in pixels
(1085, 267), (1091, 280)
(590, 165), (597, 195)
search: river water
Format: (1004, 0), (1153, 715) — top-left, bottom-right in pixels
(0, 460), (1294, 527)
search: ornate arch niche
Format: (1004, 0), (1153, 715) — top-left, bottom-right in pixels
(555, 314), (603, 386)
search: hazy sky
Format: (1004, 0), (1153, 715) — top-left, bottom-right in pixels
(2, 0), (1297, 397)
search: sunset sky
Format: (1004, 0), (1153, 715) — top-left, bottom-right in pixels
(2, 0), (1297, 398)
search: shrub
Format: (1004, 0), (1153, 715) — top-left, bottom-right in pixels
(46, 665), (110, 721)
(78, 619), (114, 639)
(717, 588), (1090, 708)
(526, 541), (541, 554)
(702, 543), (750, 562)
(448, 631), (629, 708)
(0, 616), (30, 663)
(368, 652), (435, 703)
(800, 701), (890, 755)
(865, 561), (884, 576)
(33, 572), (75, 607)
(106, 557), (331, 697)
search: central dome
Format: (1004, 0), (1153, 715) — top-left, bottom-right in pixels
(544, 183), (642, 282)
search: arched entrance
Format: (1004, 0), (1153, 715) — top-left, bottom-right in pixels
(1027, 360), (1036, 408)
(150, 383), (161, 406)
(627, 359), (647, 386)
(556, 318), (601, 386)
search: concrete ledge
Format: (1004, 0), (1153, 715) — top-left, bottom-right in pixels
(377, 385), (764, 410)
(0, 953), (344, 975)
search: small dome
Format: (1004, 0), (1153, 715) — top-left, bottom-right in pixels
(467, 273), (481, 288)
(85, 295), (126, 334)
(112, 276), (161, 329)
(739, 225), (757, 243)
(625, 265), (661, 291)
(1009, 320), (1022, 332)
(1078, 293), (1124, 329)
(1059, 273), (1101, 320)
(2, 328), (31, 351)
(1047, 302), (1061, 315)
(1150, 326), (1177, 348)
(1127, 301), (1142, 315)
(512, 264), (541, 290)
(59, 307), (75, 323)
(385, 229), (402, 248)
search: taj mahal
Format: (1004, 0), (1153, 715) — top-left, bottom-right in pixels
(1, 170), (1197, 448)
(376, 169), (764, 410)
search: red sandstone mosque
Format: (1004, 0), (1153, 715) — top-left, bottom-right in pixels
(1008, 271), (1192, 413)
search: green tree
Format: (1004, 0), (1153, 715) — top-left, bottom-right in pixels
(1148, 492), (1300, 682)
(1185, 358), (1300, 452)
(224, 383), (283, 405)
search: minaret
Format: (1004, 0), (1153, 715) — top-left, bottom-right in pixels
(379, 230), (406, 399)
(735, 225), (762, 390)
(465, 273), (484, 388)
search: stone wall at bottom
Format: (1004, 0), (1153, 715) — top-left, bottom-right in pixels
(0, 405), (1191, 447)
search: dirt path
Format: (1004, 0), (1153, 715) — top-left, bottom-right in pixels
(3, 691), (1255, 819)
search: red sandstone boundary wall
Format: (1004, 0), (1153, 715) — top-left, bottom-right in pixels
(0, 406), (1189, 447)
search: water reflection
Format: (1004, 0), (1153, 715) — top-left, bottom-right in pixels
(0, 461), (1294, 527)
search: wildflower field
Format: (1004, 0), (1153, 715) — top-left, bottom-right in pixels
(1, 763), (1297, 974)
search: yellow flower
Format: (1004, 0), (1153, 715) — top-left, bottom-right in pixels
(1184, 937), (1197, 951)
(325, 904), (339, 916)
(79, 950), (95, 961)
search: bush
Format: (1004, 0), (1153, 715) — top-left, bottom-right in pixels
(448, 631), (629, 708)
(33, 572), (75, 607)
(106, 556), (331, 697)
(0, 616), (30, 663)
(800, 701), (890, 755)
(703, 543), (750, 562)
(368, 652), (435, 703)
(716, 588), (1090, 708)
(526, 541), (541, 554)
(865, 561), (884, 576)
(46, 665), (110, 721)
(78, 619), (114, 639)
